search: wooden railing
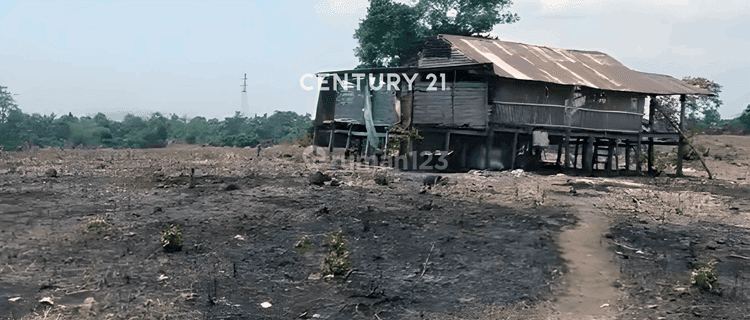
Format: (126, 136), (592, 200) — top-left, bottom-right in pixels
(490, 101), (642, 132)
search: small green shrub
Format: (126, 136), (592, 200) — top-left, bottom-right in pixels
(692, 259), (718, 293)
(161, 224), (183, 253)
(321, 230), (351, 277)
(294, 236), (312, 254)
(87, 220), (108, 229)
(82, 216), (115, 240)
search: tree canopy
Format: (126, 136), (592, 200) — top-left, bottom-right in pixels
(655, 77), (723, 130)
(682, 76), (723, 127)
(353, 0), (519, 68)
(0, 86), (313, 149)
(738, 104), (750, 131)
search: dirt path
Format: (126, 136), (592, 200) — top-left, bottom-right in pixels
(551, 199), (620, 319)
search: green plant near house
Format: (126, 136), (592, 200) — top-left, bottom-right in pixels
(294, 236), (312, 254)
(385, 125), (423, 156)
(321, 230), (351, 277)
(161, 224), (183, 253)
(639, 149), (676, 176)
(692, 259), (719, 293)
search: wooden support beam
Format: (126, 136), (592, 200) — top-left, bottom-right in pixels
(625, 140), (631, 171)
(648, 97), (656, 173)
(384, 131), (389, 152)
(573, 138), (581, 169)
(584, 136), (594, 172)
(510, 131), (519, 170)
(444, 132), (451, 152)
(677, 94), (686, 176)
(615, 140), (620, 175)
(606, 139), (615, 175)
(636, 135), (642, 174)
(564, 129), (571, 169)
(556, 142), (563, 167)
(345, 126), (353, 157)
(485, 128), (494, 170)
(312, 126), (319, 155)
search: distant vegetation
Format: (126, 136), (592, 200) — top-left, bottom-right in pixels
(0, 86), (312, 149)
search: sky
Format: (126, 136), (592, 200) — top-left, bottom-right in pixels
(0, 0), (748, 121)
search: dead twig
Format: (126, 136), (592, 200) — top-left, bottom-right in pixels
(653, 105), (713, 179)
(343, 268), (357, 281)
(612, 241), (639, 252)
(728, 254), (750, 260)
(420, 243), (435, 279)
(24, 259), (36, 272)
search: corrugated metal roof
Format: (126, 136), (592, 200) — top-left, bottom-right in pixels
(438, 34), (712, 96)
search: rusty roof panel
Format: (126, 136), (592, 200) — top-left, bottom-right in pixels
(438, 34), (712, 96)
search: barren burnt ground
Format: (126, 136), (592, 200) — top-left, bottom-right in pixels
(609, 220), (750, 319)
(3, 140), (750, 319)
(0, 146), (574, 319)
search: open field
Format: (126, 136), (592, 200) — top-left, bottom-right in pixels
(1, 136), (749, 319)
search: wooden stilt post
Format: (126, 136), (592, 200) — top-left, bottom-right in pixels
(510, 131), (519, 170)
(584, 136), (594, 172)
(648, 97), (656, 173)
(444, 132), (451, 152)
(606, 139), (614, 175)
(345, 125), (353, 158)
(384, 130), (389, 151)
(615, 140), (620, 175)
(312, 125), (319, 155)
(636, 134), (642, 174)
(677, 94), (686, 176)
(573, 138), (581, 169)
(328, 121), (335, 159)
(485, 127), (494, 170)
(564, 129), (571, 169)
(625, 140), (631, 171)
(556, 140), (563, 167)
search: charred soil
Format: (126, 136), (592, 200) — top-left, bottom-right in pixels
(0, 138), (749, 319)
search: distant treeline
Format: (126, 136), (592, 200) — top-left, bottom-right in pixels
(0, 109), (313, 149)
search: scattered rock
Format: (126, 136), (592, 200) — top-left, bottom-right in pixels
(225, 184), (240, 191)
(82, 297), (97, 308)
(309, 171), (332, 185)
(374, 173), (388, 186)
(45, 168), (58, 178)
(39, 297), (54, 305)
(422, 175), (442, 187)
(261, 302), (272, 308)
(308, 273), (321, 280)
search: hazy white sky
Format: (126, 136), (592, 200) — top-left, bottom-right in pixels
(1, 0), (748, 120)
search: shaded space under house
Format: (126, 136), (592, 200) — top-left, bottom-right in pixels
(312, 34), (712, 173)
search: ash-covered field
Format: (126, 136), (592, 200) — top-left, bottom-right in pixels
(1, 136), (750, 319)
